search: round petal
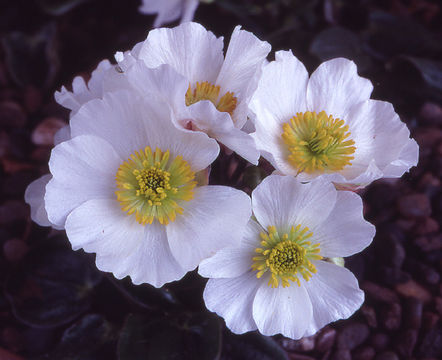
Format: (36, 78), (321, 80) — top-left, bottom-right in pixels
(45, 135), (122, 228)
(139, 0), (181, 27)
(312, 190), (375, 258)
(252, 175), (337, 233)
(383, 138), (419, 178)
(138, 22), (225, 85)
(70, 90), (220, 172)
(303, 261), (364, 336)
(187, 101), (260, 164)
(24, 174), (54, 228)
(306, 58), (373, 119)
(53, 125), (70, 145)
(203, 272), (260, 334)
(253, 278), (312, 338)
(180, 0), (199, 24)
(167, 185), (252, 271)
(66, 198), (186, 287)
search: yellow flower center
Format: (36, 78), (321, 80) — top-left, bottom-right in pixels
(252, 225), (322, 288)
(115, 146), (196, 225)
(281, 111), (356, 174)
(185, 81), (237, 117)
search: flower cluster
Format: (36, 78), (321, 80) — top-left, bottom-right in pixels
(25, 22), (418, 339)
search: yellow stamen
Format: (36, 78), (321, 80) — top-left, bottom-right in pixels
(281, 111), (356, 174)
(115, 147), (196, 225)
(185, 81), (237, 118)
(251, 225), (322, 288)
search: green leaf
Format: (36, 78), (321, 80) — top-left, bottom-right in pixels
(118, 313), (222, 360)
(223, 331), (288, 360)
(242, 166), (268, 190)
(5, 247), (102, 328)
(34, 314), (117, 360)
(2, 23), (59, 88)
(37, 0), (90, 16)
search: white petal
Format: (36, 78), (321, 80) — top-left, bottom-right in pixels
(187, 101), (260, 164)
(167, 186), (251, 270)
(312, 190), (375, 258)
(328, 159), (384, 190)
(24, 174), (53, 228)
(216, 26), (271, 128)
(45, 135), (122, 228)
(304, 261), (364, 336)
(71, 90), (220, 172)
(97, 223), (186, 288)
(253, 278), (312, 339)
(180, 0), (199, 23)
(252, 175), (337, 233)
(138, 22), (224, 85)
(53, 125), (71, 145)
(307, 58), (373, 119)
(203, 272), (260, 334)
(383, 138), (419, 177)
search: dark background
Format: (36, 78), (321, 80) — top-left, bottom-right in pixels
(0, 0), (441, 359)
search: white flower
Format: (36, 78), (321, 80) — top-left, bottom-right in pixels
(199, 174), (375, 339)
(139, 0), (199, 27)
(250, 51), (419, 189)
(55, 59), (114, 115)
(42, 89), (251, 287)
(118, 22), (271, 164)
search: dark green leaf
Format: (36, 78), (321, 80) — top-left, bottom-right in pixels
(35, 314), (117, 360)
(37, 0), (90, 16)
(110, 276), (180, 310)
(242, 166), (268, 190)
(5, 248), (102, 328)
(223, 331), (288, 360)
(2, 23), (59, 88)
(118, 313), (222, 360)
(310, 27), (372, 72)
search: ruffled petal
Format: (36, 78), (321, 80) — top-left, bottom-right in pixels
(203, 272), (260, 334)
(139, 0), (182, 27)
(312, 190), (375, 258)
(138, 22), (224, 85)
(307, 58), (373, 119)
(167, 186), (251, 270)
(304, 261), (364, 336)
(45, 135), (122, 228)
(253, 278), (312, 338)
(252, 175), (337, 233)
(216, 26), (271, 128)
(187, 101), (260, 164)
(53, 125), (70, 145)
(180, 0), (199, 24)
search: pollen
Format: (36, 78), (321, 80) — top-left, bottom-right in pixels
(251, 225), (322, 288)
(281, 111), (356, 174)
(115, 146), (196, 225)
(185, 81), (237, 118)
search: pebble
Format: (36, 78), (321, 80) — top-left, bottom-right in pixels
(417, 172), (440, 198)
(378, 237), (405, 269)
(3, 238), (29, 262)
(0, 201), (28, 225)
(362, 281), (399, 303)
(374, 351), (399, 360)
(403, 297), (423, 329)
(434, 297), (442, 317)
(422, 312), (440, 332)
(361, 305), (377, 328)
(380, 303), (401, 331)
(397, 193), (432, 218)
(377, 267), (410, 286)
(353, 346), (375, 360)
(31, 117), (66, 146)
(289, 354), (315, 360)
(419, 102), (442, 126)
(281, 336), (315, 353)
(414, 127), (442, 149)
(413, 217), (440, 235)
(331, 349), (351, 360)
(395, 279), (432, 303)
(315, 327), (336, 353)
(414, 234), (442, 252)
(370, 333), (390, 351)
(336, 322), (369, 350)
(0, 101), (26, 128)
(418, 328), (442, 357)
(395, 329), (418, 358)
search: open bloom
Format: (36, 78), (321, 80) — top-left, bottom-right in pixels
(139, 0), (199, 27)
(118, 22), (271, 164)
(250, 51), (419, 189)
(199, 175), (375, 338)
(40, 88), (251, 287)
